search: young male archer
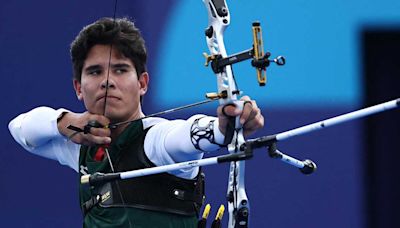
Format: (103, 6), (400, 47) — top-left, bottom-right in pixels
(9, 17), (264, 227)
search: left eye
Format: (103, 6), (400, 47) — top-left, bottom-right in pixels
(115, 69), (127, 74)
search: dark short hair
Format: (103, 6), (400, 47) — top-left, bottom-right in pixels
(70, 17), (147, 82)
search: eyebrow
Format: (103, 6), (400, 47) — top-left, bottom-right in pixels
(111, 63), (132, 69)
(83, 63), (133, 73)
(84, 65), (102, 73)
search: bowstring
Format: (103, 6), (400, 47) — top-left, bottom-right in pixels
(102, 1), (133, 227)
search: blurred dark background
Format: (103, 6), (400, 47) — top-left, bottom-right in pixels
(1, 0), (399, 227)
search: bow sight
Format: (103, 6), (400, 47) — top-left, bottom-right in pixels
(203, 22), (285, 87)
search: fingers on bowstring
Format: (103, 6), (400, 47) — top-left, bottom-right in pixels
(83, 134), (111, 146)
(87, 115), (111, 144)
(88, 114), (110, 128)
(83, 114), (111, 134)
(77, 114), (111, 145)
(90, 127), (111, 138)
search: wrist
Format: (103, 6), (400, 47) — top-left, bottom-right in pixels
(57, 111), (73, 137)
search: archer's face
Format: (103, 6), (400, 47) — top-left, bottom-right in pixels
(74, 44), (148, 123)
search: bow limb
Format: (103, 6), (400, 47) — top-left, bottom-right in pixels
(203, 1), (249, 227)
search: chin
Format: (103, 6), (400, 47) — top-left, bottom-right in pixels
(105, 111), (127, 122)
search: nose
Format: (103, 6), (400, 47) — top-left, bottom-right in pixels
(101, 76), (116, 89)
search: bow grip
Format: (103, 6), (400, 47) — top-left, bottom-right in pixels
(222, 100), (244, 145)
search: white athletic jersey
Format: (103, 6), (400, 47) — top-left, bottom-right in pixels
(8, 107), (225, 179)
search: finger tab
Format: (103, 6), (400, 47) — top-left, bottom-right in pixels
(84, 120), (104, 134)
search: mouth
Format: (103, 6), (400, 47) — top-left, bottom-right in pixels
(97, 95), (121, 101)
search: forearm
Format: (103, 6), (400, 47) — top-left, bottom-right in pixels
(164, 115), (225, 159)
(144, 115), (225, 179)
(144, 115), (224, 175)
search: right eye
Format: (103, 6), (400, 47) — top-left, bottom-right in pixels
(88, 69), (102, 76)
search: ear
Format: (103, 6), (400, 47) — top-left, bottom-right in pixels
(138, 72), (149, 96)
(73, 79), (83, 100)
